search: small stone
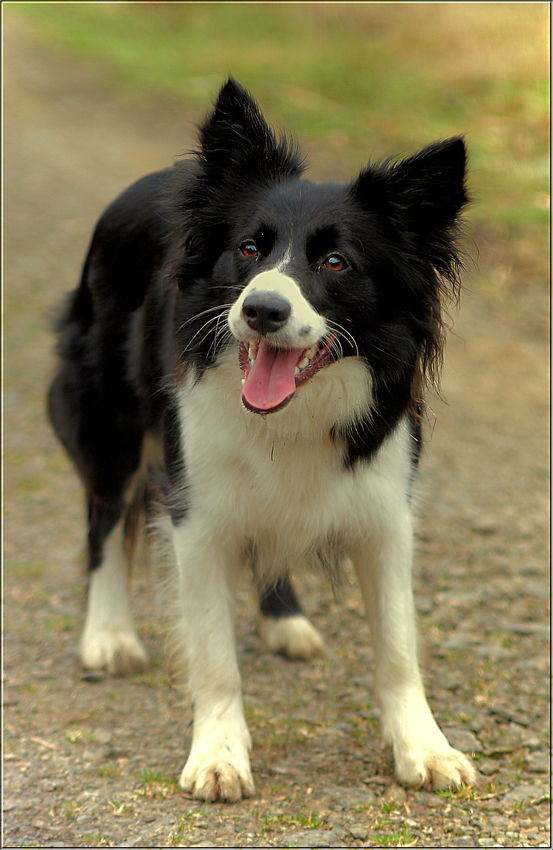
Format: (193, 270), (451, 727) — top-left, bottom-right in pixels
(325, 785), (377, 809)
(502, 785), (549, 806)
(361, 774), (391, 786)
(489, 705), (531, 727)
(382, 784), (407, 804)
(80, 670), (105, 682)
(285, 829), (345, 847)
(90, 727), (112, 745)
(517, 563), (541, 576)
(478, 758), (501, 776)
(489, 815), (510, 829)
(470, 516), (498, 534)
(524, 751), (550, 773)
(468, 716), (486, 733)
(40, 779), (64, 791)
(2, 797), (36, 811)
(414, 790), (445, 807)
(475, 645), (512, 661)
(520, 733), (541, 750)
(443, 632), (479, 651)
(500, 621), (549, 638)
(477, 839), (498, 847)
(349, 826), (368, 840)
(82, 746), (105, 762)
(515, 655), (550, 671)
(453, 837), (475, 847)
(444, 727), (483, 753)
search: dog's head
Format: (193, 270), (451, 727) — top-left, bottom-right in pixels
(174, 78), (469, 417)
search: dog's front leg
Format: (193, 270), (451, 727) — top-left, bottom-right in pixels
(352, 507), (476, 790)
(171, 523), (254, 803)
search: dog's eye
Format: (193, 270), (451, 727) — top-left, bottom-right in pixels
(241, 242), (259, 259)
(324, 254), (347, 272)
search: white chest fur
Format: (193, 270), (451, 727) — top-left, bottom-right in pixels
(175, 348), (412, 576)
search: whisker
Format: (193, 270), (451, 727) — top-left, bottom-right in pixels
(207, 314), (235, 361)
(325, 319), (360, 359)
(176, 303), (234, 335)
(210, 284), (243, 292)
(180, 310), (231, 354)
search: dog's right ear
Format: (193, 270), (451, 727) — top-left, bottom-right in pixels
(197, 77), (304, 181)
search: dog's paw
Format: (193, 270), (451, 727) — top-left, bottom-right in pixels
(395, 744), (477, 791)
(258, 613), (324, 660)
(79, 628), (149, 676)
(180, 748), (254, 803)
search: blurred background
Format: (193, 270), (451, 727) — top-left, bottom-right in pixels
(7, 2), (550, 308)
(3, 4), (550, 846)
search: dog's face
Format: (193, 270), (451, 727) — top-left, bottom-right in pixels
(223, 180), (384, 413)
(174, 78), (468, 416)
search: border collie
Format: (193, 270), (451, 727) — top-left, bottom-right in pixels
(48, 78), (476, 801)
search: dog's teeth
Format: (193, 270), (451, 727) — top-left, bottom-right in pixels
(241, 379), (246, 386)
(305, 347), (316, 360)
(298, 356), (310, 370)
(294, 366), (300, 376)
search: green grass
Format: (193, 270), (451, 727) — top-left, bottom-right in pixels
(81, 833), (112, 848)
(135, 767), (179, 798)
(168, 810), (205, 845)
(259, 810), (327, 837)
(373, 828), (416, 847)
(8, 2), (550, 291)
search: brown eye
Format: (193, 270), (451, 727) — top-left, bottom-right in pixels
(324, 255), (346, 272)
(241, 242), (259, 259)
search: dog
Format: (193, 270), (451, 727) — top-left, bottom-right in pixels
(48, 78), (476, 802)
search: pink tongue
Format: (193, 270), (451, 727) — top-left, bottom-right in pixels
(242, 340), (304, 411)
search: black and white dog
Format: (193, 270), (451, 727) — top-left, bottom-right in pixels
(48, 78), (476, 801)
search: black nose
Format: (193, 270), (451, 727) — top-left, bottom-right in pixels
(242, 292), (292, 335)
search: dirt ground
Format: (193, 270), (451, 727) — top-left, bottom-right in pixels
(3, 17), (550, 850)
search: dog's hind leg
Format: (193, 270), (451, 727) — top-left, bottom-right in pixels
(79, 493), (149, 675)
(48, 368), (149, 676)
(257, 576), (324, 660)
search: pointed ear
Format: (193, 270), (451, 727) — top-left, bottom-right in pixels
(351, 137), (468, 263)
(198, 77), (304, 180)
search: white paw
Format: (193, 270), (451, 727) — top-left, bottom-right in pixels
(394, 743), (477, 790)
(258, 614), (324, 660)
(180, 740), (254, 802)
(79, 627), (149, 676)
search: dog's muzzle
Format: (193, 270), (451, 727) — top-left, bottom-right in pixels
(238, 334), (337, 415)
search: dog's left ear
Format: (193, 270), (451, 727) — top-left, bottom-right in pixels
(352, 137), (468, 267)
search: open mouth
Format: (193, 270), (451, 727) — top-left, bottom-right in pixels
(238, 334), (337, 414)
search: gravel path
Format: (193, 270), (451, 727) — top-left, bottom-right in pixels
(3, 17), (550, 849)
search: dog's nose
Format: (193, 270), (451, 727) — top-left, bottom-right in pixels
(242, 292), (292, 335)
